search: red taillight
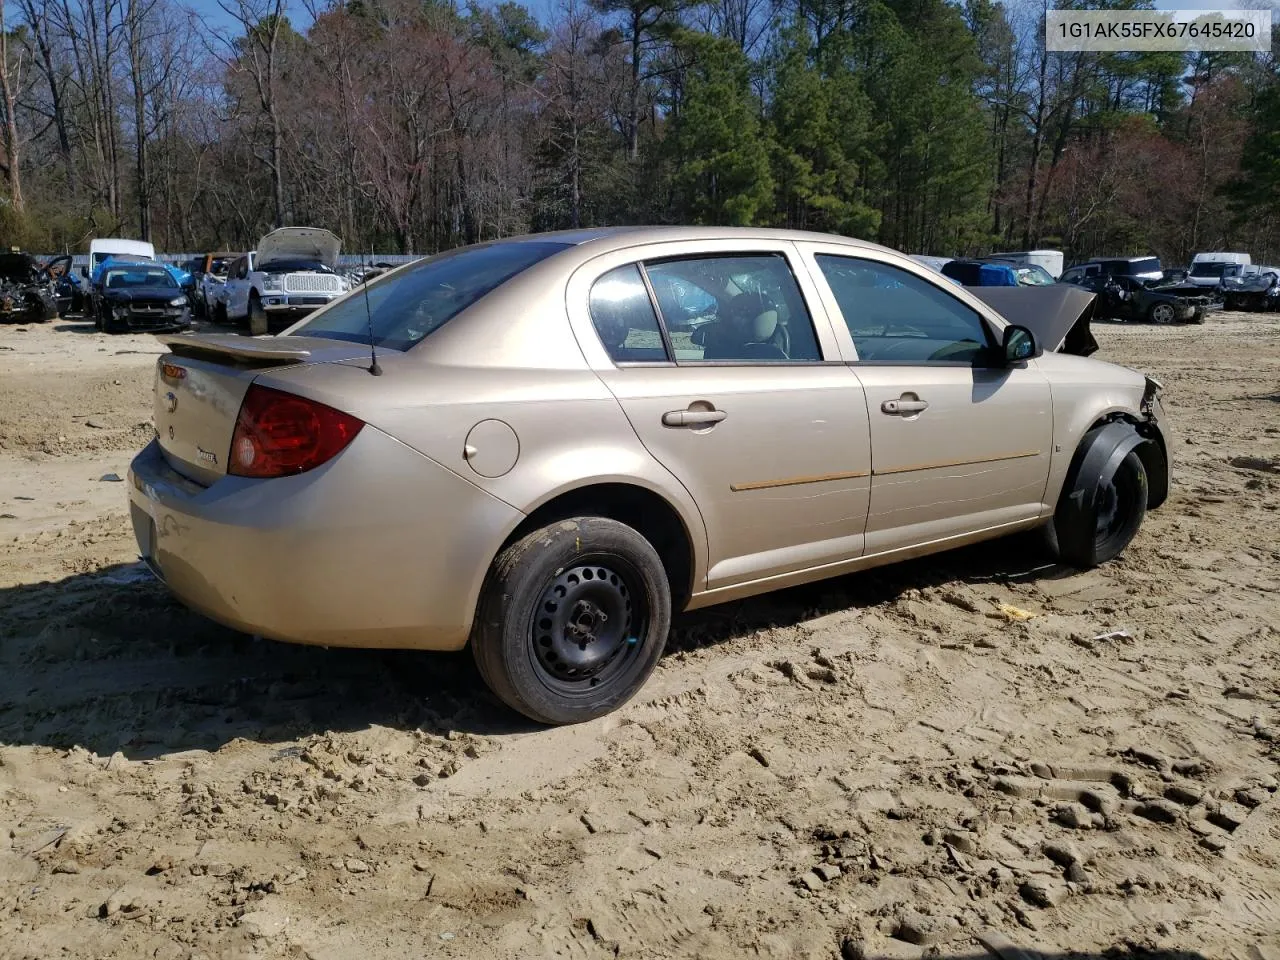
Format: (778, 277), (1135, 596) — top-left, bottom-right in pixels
(228, 384), (364, 479)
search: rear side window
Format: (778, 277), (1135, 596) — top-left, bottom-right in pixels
(292, 240), (570, 351)
(643, 254), (821, 362)
(588, 265), (669, 362)
(816, 254), (993, 364)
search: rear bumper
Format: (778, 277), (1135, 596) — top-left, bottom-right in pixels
(127, 429), (524, 651)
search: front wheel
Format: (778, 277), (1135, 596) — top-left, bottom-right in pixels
(1149, 302), (1176, 324)
(471, 517), (672, 725)
(248, 293), (268, 336)
(1045, 448), (1148, 568)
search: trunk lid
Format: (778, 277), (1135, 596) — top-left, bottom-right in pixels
(153, 334), (371, 485)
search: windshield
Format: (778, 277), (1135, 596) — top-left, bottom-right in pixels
(1015, 265), (1055, 285)
(1190, 262), (1227, 278)
(290, 240), (571, 351)
(104, 267), (178, 289)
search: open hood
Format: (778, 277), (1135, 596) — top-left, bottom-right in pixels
(256, 227), (342, 268)
(969, 285), (1099, 357)
(0, 253), (40, 283)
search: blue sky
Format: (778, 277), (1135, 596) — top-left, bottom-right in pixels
(185, 0), (1277, 34)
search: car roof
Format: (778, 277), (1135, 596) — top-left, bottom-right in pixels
(1086, 256), (1157, 264)
(486, 225), (898, 259)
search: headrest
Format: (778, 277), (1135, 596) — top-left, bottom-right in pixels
(751, 309), (778, 342)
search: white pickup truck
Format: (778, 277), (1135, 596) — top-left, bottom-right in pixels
(217, 227), (350, 334)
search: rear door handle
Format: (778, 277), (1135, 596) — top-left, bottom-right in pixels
(662, 408), (727, 427)
(881, 399), (929, 415)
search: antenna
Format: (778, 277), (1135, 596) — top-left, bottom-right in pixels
(362, 246), (381, 376)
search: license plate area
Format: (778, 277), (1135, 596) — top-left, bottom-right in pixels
(130, 502), (159, 564)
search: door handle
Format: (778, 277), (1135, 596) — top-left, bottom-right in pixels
(662, 408), (727, 427)
(881, 398), (929, 416)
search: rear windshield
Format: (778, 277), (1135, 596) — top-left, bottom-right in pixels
(1126, 258), (1161, 274)
(290, 240), (571, 351)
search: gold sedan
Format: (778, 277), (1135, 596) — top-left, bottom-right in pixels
(128, 227), (1170, 724)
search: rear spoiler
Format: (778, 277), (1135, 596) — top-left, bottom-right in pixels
(969, 286), (1099, 357)
(157, 333), (311, 366)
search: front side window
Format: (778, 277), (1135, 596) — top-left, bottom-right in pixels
(815, 254), (993, 364)
(643, 254), (821, 362)
(588, 265), (669, 362)
(292, 240), (570, 351)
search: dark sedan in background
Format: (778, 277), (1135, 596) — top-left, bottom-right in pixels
(93, 263), (193, 333)
(1069, 274), (1205, 325)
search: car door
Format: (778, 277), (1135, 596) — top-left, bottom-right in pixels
(799, 244), (1054, 555)
(567, 240), (872, 590)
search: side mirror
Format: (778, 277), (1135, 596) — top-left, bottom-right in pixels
(79, 266), (88, 277)
(1002, 324), (1041, 363)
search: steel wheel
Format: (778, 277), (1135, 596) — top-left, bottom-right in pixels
(471, 516), (671, 725)
(530, 559), (647, 695)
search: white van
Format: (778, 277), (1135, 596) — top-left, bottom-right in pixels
(1188, 251), (1251, 288)
(88, 238), (157, 274)
(989, 249), (1065, 279)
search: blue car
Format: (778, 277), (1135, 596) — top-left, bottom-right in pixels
(90, 255), (193, 292)
(940, 260), (1020, 287)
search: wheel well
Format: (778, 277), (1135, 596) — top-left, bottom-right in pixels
(503, 484), (696, 611)
(1084, 412), (1169, 510)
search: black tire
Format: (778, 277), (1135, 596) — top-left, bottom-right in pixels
(216, 300), (228, 326)
(1045, 448), (1147, 568)
(34, 294), (56, 323)
(471, 517), (672, 725)
(248, 293), (268, 336)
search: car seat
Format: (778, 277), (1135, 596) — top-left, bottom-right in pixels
(702, 291), (787, 360)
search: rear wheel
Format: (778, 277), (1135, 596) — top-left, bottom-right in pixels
(1149, 302), (1176, 324)
(471, 517), (671, 725)
(248, 293), (268, 336)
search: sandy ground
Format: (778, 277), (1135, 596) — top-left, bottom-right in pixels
(1, 311), (1278, 960)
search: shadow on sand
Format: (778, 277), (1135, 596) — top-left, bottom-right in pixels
(0, 530), (1074, 760)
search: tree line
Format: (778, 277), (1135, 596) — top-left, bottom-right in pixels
(1, 0), (1278, 267)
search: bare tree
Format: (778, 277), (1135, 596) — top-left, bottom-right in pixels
(212, 0), (289, 227)
(16, 0), (75, 193)
(0, 2), (27, 213)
